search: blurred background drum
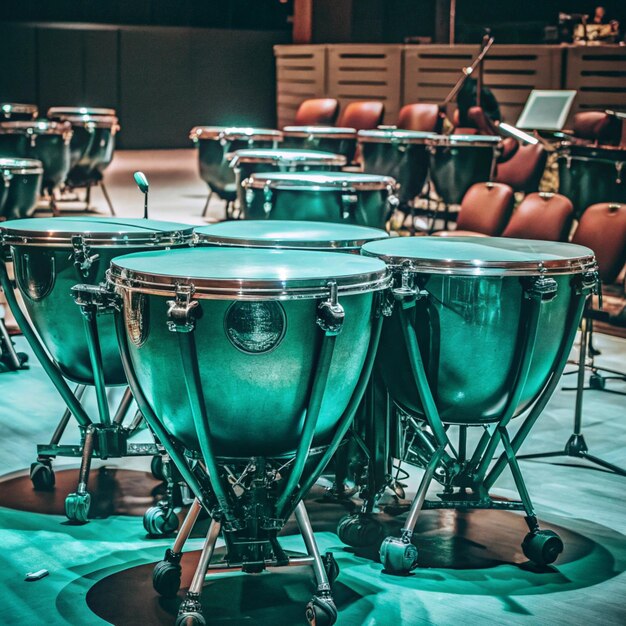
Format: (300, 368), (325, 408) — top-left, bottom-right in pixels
(189, 126), (283, 218)
(427, 134), (502, 206)
(0, 103), (38, 121)
(0, 158), (43, 219)
(282, 126), (357, 162)
(241, 171), (397, 228)
(558, 143), (626, 218)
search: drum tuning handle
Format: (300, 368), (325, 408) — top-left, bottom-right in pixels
(523, 275), (558, 301)
(317, 281), (345, 336)
(166, 285), (199, 333)
(71, 235), (99, 278)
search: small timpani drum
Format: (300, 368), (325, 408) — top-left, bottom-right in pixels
(427, 134), (502, 205)
(231, 148), (346, 214)
(0, 158), (44, 219)
(558, 143), (626, 218)
(47, 108), (120, 187)
(282, 126), (357, 161)
(189, 126), (283, 202)
(0, 120), (73, 193)
(1, 103), (38, 121)
(194, 219), (389, 253)
(108, 246), (389, 623)
(356, 236), (597, 572)
(358, 129), (434, 205)
(241, 171), (398, 228)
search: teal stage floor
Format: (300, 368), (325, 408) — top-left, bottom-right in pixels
(0, 332), (624, 625)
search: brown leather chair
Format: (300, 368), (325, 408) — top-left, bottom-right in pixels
(572, 111), (622, 146)
(501, 192), (573, 241)
(397, 103), (441, 132)
(337, 101), (384, 130)
(294, 98), (339, 126)
(433, 182), (514, 237)
(495, 142), (547, 193)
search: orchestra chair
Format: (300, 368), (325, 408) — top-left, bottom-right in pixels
(495, 142), (547, 194)
(432, 182), (514, 237)
(337, 101), (384, 130)
(397, 103), (441, 133)
(572, 111), (622, 146)
(501, 192), (573, 241)
(294, 98), (339, 126)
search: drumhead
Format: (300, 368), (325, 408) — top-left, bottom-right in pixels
(358, 129), (435, 143)
(0, 120), (73, 136)
(1, 217), (194, 247)
(0, 157), (44, 175)
(427, 134), (502, 147)
(1, 103), (38, 118)
(194, 220), (389, 250)
(559, 142), (626, 161)
(244, 171), (397, 191)
(362, 236), (596, 276)
(47, 107), (117, 118)
(230, 149), (346, 167)
(189, 126), (283, 142)
(282, 126), (356, 139)
(110, 247), (390, 299)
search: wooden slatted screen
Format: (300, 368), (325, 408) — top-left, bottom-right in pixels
(274, 45), (327, 128)
(565, 46), (626, 119)
(326, 45), (402, 125)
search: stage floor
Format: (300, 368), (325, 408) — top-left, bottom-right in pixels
(0, 149), (625, 626)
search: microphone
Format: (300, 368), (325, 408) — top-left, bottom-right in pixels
(133, 171), (149, 219)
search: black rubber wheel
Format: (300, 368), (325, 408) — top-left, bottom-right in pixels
(305, 595), (338, 626)
(175, 612), (206, 626)
(151, 455), (165, 481)
(522, 530), (564, 566)
(143, 505), (179, 536)
(30, 460), (55, 491)
(337, 514), (384, 548)
(322, 552), (340, 585)
(152, 559), (182, 597)
(589, 373), (606, 390)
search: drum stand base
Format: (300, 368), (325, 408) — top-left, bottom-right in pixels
(0, 309), (28, 372)
(52, 181), (116, 216)
(154, 499), (339, 626)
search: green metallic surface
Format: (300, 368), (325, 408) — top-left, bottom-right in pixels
(1, 169), (42, 219)
(363, 237), (593, 424)
(65, 123), (116, 187)
(2, 217), (193, 386)
(111, 247), (387, 457)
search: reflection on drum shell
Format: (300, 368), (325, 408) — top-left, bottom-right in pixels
(377, 270), (585, 424)
(119, 289), (376, 457)
(66, 124), (117, 186)
(1, 170), (43, 219)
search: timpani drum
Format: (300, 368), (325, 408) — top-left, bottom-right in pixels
(189, 126), (283, 202)
(241, 171), (398, 228)
(1, 103), (38, 121)
(358, 129), (434, 205)
(0, 120), (73, 194)
(282, 126), (357, 161)
(557, 143), (626, 218)
(357, 236), (596, 572)
(427, 134), (502, 205)
(0, 158), (44, 219)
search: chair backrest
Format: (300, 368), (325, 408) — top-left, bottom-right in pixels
(495, 143), (548, 193)
(457, 182), (514, 235)
(294, 98), (339, 126)
(337, 101), (384, 130)
(397, 103), (440, 132)
(572, 111), (622, 145)
(502, 192), (573, 241)
(572, 202), (626, 284)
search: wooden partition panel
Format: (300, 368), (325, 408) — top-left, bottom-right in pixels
(274, 44), (327, 128)
(326, 45), (402, 125)
(566, 46), (626, 118)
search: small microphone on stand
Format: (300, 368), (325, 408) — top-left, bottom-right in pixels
(133, 171), (149, 219)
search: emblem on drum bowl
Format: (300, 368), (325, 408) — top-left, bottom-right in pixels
(123, 290), (149, 347)
(17, 251), (56, 301)
(225, 301), (286, 354)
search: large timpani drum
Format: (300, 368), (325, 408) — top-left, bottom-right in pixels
(358, 129), (434, 205)
(190, 126), (283, 201)
(0, 120), (73, 193)
(1, 103), (38, 121)
(282, 126), (357, 161)
(242, 171), (398, 228)
(0, 158), (43, 219)
(194, 220), (388, 252)
(1, 218), (194, 385)
(558, 143), (626, 218)
(427, 134), (502, 205)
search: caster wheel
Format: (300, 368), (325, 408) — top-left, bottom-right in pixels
(305, 595), (337, 626)
(144, 505), (179, 536)
(153, 559), (182, 597)
(322, 552), (340, 585)
(522, 530), (563, 566)
(65, 492), (91, 523)
(589, 373), (606, 390)
(151, 455), (165, 481)
(337, 514), (384, 548)
(175, 612), (206, 626)
(30, 460), (55, 491)
(379, 536), (418, 574)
